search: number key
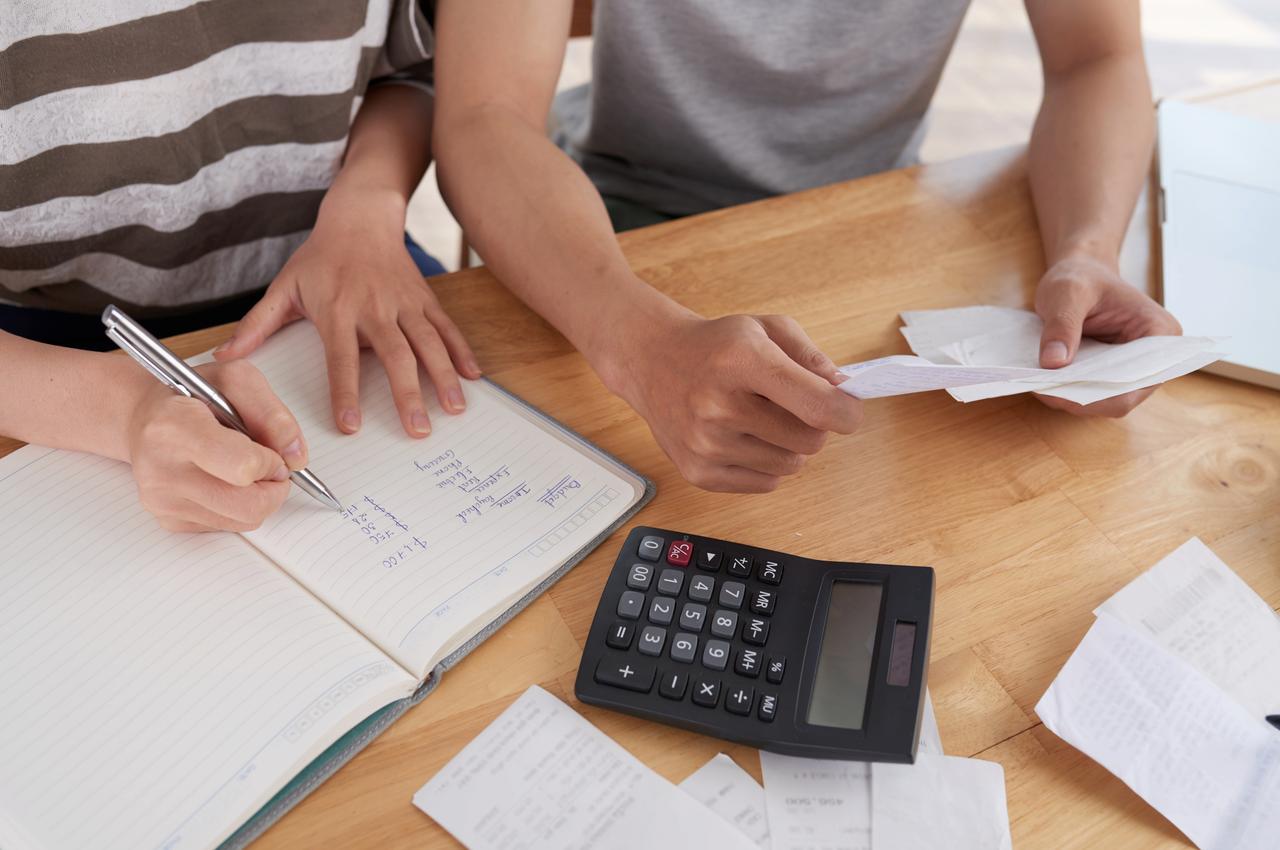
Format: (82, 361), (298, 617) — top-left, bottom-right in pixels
(657, 568), (684, 596)
(688, 574), (715, 603)
(637, 625), (667, 656)
(680, 602), (707, 632)
(670, 632), (698, 663)
(637, 535), (664, 561)
(627, 563), (653, 591)
(710, 609), (738, 639)
(649, 597), (675, 625)
(702, 639), (731, 671)
(719, 581), (746, 610)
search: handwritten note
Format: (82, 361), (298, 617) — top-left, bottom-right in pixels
(240, 323), (643, 678)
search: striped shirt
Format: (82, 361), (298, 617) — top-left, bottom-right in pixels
(0, 0), (434, 316)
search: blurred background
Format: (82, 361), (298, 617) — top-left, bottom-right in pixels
(406, 0), (1280, 272)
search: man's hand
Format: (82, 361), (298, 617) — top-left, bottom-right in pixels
(214, 192), (481, 438)
(127, 360), (306, 532)
(1034, 253), (1181, 417)
(603, 313), (864, 492)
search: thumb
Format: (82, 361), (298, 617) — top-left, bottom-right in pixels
(1037, 284), (1090, 369)
(757, 314), (844, 384)
(214, 286), (299, 360)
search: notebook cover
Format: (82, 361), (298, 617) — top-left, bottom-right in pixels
(219, 378), (655, 848)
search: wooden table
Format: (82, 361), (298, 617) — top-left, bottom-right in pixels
(9, 148), (1278, 848)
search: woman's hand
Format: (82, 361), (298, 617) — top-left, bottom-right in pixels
(214, 190), (480, 438)
(127, 360), (307, 532)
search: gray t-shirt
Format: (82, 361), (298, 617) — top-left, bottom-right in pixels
(554, 0), (971, 217)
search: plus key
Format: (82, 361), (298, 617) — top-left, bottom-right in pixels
(667, 539), (693, 566)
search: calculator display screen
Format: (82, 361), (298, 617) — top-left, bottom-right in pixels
(805, 581), (884, 730)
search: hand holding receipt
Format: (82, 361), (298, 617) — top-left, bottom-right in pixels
(103, 306), (342, 514)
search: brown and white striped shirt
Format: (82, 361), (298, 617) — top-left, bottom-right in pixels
(0, 0), (435, 316)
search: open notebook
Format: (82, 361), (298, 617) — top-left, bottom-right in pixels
(0, 322), (652, 850)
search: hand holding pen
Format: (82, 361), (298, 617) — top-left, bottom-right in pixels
(104, 306), (341, 533)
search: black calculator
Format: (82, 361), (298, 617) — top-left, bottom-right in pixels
(574, 526), (934, 763)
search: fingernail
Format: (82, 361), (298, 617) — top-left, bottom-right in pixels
(282, 438), (304, 467)
(341, 410), (360, 432)
(412, 411), (431, 435)
(448, 388), (466, 412)
(213, 336), (235, 355)
(467, 359), (482, 377)
(271, 464), (290, 482)
(1043, 341), (1069, 366)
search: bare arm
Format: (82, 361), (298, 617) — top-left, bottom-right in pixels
(432, 0), (863, 492)
(1026, 0), (1180, 415)
(219, 83), (480, 437)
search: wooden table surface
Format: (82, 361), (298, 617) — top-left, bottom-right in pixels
(8, 148), (1277, 848)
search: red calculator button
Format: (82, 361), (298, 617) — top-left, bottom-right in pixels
(667, 540), (693, 566)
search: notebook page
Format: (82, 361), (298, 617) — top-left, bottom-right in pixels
(242, 322), (645, 678)
(0, 446), (418, 850)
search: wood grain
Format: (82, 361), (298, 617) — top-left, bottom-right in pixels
(5, 147), (1276, 848)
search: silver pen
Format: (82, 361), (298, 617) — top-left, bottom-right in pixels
(102, 305), (342, 512)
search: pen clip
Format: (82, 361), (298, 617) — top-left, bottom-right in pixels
(107, 327), (193, 398)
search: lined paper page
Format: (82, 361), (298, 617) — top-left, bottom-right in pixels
(243, 322), (644, 677)
(0, 447), (418, 850)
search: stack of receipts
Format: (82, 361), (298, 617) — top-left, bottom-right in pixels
(837, 305), (1225, 403)
(414, 686), (1013, 850)
(1036, 538), (1280, 850)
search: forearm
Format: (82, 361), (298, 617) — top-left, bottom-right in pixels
(0, 331), (150, 460)
(1028, 52), (1153, 267)
(434, 107), (692, 384)
(324, 83), (434, 222)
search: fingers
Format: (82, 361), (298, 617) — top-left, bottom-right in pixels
(757, 315), (843, 384)
(187, 417), (289, 486)
(320, 320), (363, 434)
(370, 329), (433, 437)
(681, 461), (784, 494)
(400, 312), (467, 416)
(1034, 386), (1156, 418)
(746, 341), (864, 434)
(214, 284), (299, 360)
(211, 360), (309, 470)
(423, 298), (483, 380)
(1036, 277), (1095, 368)
(740, 394), (828, 456)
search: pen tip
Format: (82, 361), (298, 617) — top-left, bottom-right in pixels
(1267, 715), (1280, 731)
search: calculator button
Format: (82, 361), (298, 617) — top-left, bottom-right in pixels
(659, 670), (688, 700)
(657, 568), (685, 596)
(667, 539), (693, 566)
(758, 559), (784, 585)
(679, 603), (707, 632)
(758, 693), (778, 722)
(718, 581), (746, 610)
(637, 625), (667, 657)
(727, 553), (753, 578)
(702, 639), (731, 671)
(637, 535), (664, 562)
(735, 647), (761, 678)
(606, 621), (634, 649)
(649, 597), (676, 625)
(688, 575), (715, 603)
(594, 658), (655, 693)
(710, 609), (739, 639)
(766, 656), (786, 684)
(726, 685), (754, 716)
(626, 563), (654, 591)
(696, 548), (723, 572)
(671, 633), (699, 663)
(692, 677), (721, 707)
(742, 616), (770, 646)
(617, 591), (645, 620)
(750, 589), (776, 616)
